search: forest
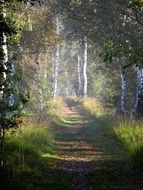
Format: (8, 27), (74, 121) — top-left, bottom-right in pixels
(0, 0), (143, 189)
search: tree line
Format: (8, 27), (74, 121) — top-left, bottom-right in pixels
(0, 0), (143, 166)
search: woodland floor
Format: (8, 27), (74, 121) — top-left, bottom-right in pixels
(53, 99), (143, 190)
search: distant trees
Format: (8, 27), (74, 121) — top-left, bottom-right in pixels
(53, 16), (61, 101)
(19, 4), (55, 112)
(52, 0), (143, 116)
(1, 0), (143, 168)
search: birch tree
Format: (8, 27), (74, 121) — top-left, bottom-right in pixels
(0, 0), (43, 166)
(83, 35), (88, 97)
(120, 64), (126, 113)
(132, 66), (143, 117)
(0, 0), (9, 166)
(77, 53), (82, 96)
(52, 17), (61, 101)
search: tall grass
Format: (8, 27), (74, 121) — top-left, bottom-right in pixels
(1, 115), (71, 190)
(1, 118), (53, 188)
(5, 123), (55, 173)
(79, 97), (104, 117)
(114, 118), (143, 168)
(48, 97), (74, 129)
(49, 97), (69, 117)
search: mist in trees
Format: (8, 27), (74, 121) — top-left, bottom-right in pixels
(0, 0), (143, 168)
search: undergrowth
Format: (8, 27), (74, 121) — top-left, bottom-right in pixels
(5, 97), (142, 189)
(78, 97), (105, 117)
(1, 115), (71, 190)
(80, 98), (143, 169)
(114, 118), (143, 169)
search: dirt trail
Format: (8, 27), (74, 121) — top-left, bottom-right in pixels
(54, 99), (116, 190)
(54, 99), (143, 190)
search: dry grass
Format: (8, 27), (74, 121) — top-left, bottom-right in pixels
(49, 97), (70, 118)
(79, 97), (104, 117)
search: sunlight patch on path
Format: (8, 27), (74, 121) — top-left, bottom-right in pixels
(54, 99), (119, 190)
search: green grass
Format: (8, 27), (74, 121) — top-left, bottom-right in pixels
(6, 126), (54, 154)
(88, 117), (143, 190)
(1, 120), (71, 190)
(6, 97), (142, 190)
(75, 98), (143, 189)
(114, 118), (143, 169)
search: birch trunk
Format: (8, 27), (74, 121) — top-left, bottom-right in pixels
(78, 34), (88, 97)
(120, 65), (126, 113)
(83, 36), (88, 97)
(132, 66), (143, 117)
(0, 3), (8, 101)
(53, 17), (60, 101)
(77, 54), (82, 97)
(0, 0), (8, 167)
(0, 34), (8, 100)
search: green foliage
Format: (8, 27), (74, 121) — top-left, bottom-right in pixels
(128, 46), (143, 66)
(130, 0), (143, 9)
(102, 41), (121, 63)
(92, 71), (120, 109)
(0, 115), (21, 131)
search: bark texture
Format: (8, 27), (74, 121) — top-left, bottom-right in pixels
(132, 66), (143, 117)
(53, 17), (60, 101)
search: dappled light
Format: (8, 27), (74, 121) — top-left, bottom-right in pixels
(1, 0), (143, 190)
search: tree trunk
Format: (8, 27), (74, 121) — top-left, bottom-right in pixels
(0, 4), (8, 101)
(83, 36), (88, 97)
(79, 35), (88, 97)
(0, 0), (8, 167)
(132, 66), (143, 118)
(120, 65), (126, 113)
(53, 17), (60, 101)
(77, 54), (82, 97)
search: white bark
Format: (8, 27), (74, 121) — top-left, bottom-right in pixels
(7, 61), (15, 107)
(1, 3), (15, 108)
(83, 36), (88, 97)
(53, 17), (60, 101)
(132, 66), (143, 114)
(77, 54), (82, 96)
(0, 4), (8, 100)
(120, 65), (126, 112)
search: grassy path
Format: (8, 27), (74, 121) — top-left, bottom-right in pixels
(54, 99), (143, 190)
(2, 98), (143, 190)
(55, 100), (99, 190)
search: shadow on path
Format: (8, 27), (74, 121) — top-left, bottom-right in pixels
(54, 98), (143, 190)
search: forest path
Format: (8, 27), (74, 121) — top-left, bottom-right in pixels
(54, 98), (127, 190)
